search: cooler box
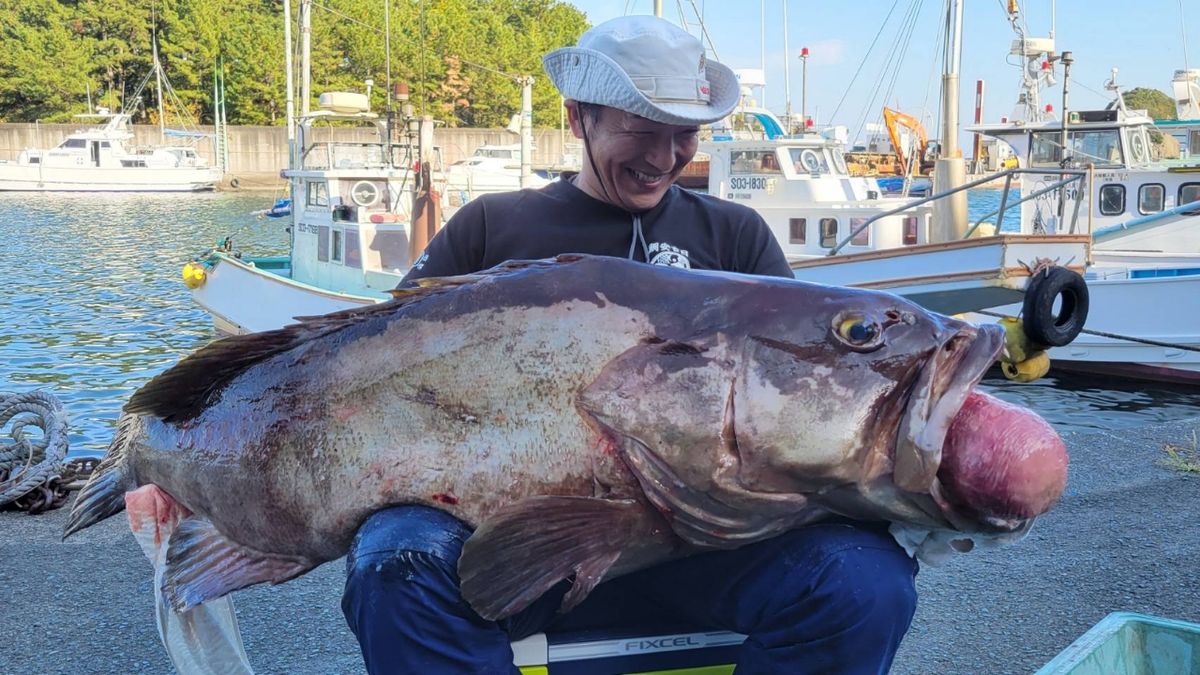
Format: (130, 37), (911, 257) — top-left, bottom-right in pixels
(513, 628), (745, 674)
(1036, 612), (1200, 674)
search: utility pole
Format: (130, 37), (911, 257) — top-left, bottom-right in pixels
(300, 0), (312, 115)
(518, 76), (534, 188)
(283, 0), (296, 167)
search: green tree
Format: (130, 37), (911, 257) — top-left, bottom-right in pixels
(0, 0), (589, 127)
(1124, 87), (1176, 120)
(0, 0), (96, 121)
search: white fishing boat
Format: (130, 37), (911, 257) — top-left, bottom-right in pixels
(189, 92), (420, 335)
(0, 111), (221, 192)
(967, 67), (1200, 382)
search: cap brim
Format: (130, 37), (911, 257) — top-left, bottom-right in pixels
(543, 47), (739, 126)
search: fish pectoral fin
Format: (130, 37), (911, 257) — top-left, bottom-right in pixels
(163, 517), (313, 611)
(458, 497), (643, 621)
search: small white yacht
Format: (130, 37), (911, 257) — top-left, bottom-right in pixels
(0, 110), (221, 192)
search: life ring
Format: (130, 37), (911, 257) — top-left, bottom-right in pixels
(229, 177), (241, 189)
(1022, 267), (1089, 348)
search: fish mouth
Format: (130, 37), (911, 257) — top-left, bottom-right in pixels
(893, 322), (1006, 496)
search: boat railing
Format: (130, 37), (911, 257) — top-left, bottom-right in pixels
(299, 141), (423, 172)
(828, 167), (1089, 256)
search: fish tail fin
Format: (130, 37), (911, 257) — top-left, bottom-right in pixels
(63, 413), (140, 539)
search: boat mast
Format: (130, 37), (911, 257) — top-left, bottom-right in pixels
(931, 0), (968, 242)
(783, 1), (792, 132)
(152, 29), (166, 143)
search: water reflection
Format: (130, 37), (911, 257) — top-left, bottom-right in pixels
(0, 192), (288, 457)
(0, 191), (1195, 458)
(979, 369), (1200, 434)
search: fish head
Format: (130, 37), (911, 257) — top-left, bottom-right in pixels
(730, 281), (1060, 533)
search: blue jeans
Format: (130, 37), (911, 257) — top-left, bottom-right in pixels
(342, 506), (918, 674)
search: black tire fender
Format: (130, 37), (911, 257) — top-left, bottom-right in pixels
(1022, 267), (1089, 348)
(229, 177), (241, 189)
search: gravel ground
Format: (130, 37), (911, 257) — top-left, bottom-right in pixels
(2, 417), (1198, 675)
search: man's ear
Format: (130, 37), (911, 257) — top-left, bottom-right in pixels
(564, 100), (586, 140)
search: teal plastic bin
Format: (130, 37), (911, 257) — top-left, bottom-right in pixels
(1036, 612), (1200, 674)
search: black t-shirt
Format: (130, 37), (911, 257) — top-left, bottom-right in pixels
(401, 176), (793, 284)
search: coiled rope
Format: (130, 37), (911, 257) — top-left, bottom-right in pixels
(0, 391), (72, 513)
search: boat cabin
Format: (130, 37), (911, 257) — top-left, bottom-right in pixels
(285, 95), (432, 298)
(704, 137), (934, 262)
(971, 107), (1200, 243)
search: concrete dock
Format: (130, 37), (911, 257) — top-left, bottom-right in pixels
(3, 416), (1198, 674)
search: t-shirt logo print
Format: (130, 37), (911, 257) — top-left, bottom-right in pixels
(647, 242), (692, 269)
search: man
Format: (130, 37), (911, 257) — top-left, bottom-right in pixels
(342, 16), (917, 674)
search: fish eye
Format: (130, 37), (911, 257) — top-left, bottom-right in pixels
(832, 313), (885, 352)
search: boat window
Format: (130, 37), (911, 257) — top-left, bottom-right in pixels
(903, 216), (918, 245)
(788, 148), (828, 175)
(1030, 129), (1123, 167)
(345, 228), (362, 269)
(331, 229), (344, 263)
(1098, 184), (1125, 216)
(730, 150), (782, 174)
(99, 141), (110, 148)
(819, 218), (838, 248)
(789, 218), (806, 244)
(317, 225), (330, 262)
(1191, 130), (1200, 157)
(120, 159), (147, 168)
(1179, 183), (1200, 206)
(1138, 184), (1165, 215)
(306, 181), (329, 207)
(849, 218), (869, 246)
(57, 138), (86, 149)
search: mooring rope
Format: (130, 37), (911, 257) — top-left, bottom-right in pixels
(0, 391), (71, 512)
(975, 310), (1200, 353)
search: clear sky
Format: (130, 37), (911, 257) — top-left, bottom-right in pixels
(565, 0), (1199, 144)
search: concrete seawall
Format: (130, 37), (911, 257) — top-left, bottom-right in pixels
(0, 123), (577, 189)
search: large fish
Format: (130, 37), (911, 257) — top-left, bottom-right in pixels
(65, 255), (1067, 620)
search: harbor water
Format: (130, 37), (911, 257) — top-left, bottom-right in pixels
(0, 189), (1195, 458)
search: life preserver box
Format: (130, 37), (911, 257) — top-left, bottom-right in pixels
(1022, 267), (1089, 348)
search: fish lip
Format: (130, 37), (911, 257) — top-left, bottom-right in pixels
(893, 322), (1006, 494)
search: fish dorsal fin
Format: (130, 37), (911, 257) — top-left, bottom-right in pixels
(458, 496), (651, 621)
(127, 256), (586, 423)
(163, 517), (314, 611)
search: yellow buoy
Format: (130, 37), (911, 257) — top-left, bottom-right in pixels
(182, 262), (207, 289)
(1001, 350), (1051, 382)
(996, 316), (1052, 382)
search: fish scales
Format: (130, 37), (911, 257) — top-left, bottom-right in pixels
(64, 255), (1068, 621)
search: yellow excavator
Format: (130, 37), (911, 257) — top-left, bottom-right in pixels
(844, 107), (938, 178)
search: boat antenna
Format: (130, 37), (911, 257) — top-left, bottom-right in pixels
(1182, 0), (1197, 112)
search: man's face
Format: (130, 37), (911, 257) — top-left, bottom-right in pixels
(568, 103), (700, 212)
